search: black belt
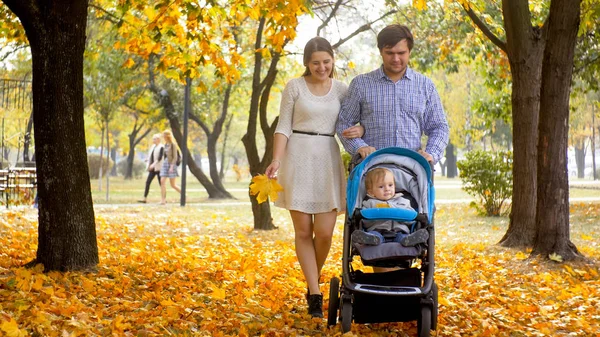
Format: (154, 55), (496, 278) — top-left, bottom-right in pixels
(292, 130), (334, 137)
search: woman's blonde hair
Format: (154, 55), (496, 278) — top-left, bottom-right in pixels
(162, 130), (179, 148)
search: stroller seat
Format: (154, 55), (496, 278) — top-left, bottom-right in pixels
(354, 207), (423, 265)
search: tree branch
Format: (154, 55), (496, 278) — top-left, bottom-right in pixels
(331, 10), (398, 49)
(316, 0), (344, 36)
(461, 3), (507, 53)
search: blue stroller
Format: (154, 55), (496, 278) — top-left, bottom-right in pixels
(327, 148), (438, 336)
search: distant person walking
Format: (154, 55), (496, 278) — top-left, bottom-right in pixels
(138, 133), (164, 203)
(160, 130), (181, 204)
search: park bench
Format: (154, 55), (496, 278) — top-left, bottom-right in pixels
(0, 167), (37, 208)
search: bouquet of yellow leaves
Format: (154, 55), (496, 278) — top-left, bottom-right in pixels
(249, 174), (284, 204)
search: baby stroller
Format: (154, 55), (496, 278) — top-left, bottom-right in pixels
(327, 147), (438, 336)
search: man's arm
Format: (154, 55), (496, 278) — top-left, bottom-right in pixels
(336, 78), (368, 154)
(423, 84), (449, 164)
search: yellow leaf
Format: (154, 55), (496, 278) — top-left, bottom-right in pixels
(0, 318), (27, 337)
(249, 174), (283, 204)
(413, 0), (427, 10)
(348, 61), (355, 69)
(211, 286), (227, 300)
(122, 58), (135, 68)
(548, 253), (563, 262)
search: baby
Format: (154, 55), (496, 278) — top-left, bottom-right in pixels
(351, 167), (429, 246)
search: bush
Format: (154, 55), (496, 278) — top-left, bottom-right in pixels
(457, 150), (513, 216)
(87, 153), (114, 179)
(117, 158), (146, 179)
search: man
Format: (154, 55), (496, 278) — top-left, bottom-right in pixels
(138, 133), (164, 203)
(336, 24), (449, 163)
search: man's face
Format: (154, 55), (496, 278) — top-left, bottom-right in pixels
(380, 39), (411, 79)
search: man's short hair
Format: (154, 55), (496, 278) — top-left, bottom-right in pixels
(377, 24), (414, 51)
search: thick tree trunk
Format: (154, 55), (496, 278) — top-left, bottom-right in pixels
(498, 1), (545, 248)
(446, 143), (457, 178)
(531, 0), (582, 261)
(4, 0), (98, 271)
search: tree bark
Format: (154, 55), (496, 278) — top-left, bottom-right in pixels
(498, 0), (545, 248)
(242, 17), (279, 230)
(23, 110), (33, 163)
(147, 74), (233, 199)
(574, 142), (585, 178)
(3, 0), (98, 271)
(531, 0), (582, 260)
(446, 143), (457, 178)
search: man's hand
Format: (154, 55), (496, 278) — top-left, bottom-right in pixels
(418, 149), (433, 163)
(357, 146), (376, 158)
(341, 125), (365, 139)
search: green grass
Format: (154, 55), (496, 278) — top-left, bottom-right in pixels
(89, 174), (599, 205)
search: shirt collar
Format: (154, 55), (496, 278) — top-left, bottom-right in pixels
(377, 65), (414, 81)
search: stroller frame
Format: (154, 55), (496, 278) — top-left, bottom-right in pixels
(328, 147), (438, 336)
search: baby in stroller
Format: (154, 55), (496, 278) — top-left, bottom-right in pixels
(351, 167), (429, 247)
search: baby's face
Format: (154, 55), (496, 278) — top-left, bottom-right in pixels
(367, 171), (395, 201)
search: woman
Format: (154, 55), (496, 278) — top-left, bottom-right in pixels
(159, 130), (181, 204)
(265, 37), (362, 318)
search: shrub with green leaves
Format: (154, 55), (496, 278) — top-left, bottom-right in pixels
(457, 150), (513, 216)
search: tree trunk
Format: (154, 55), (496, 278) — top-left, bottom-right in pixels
(446, 143), (457, 178)
(531, 0), (581, 261)
(498, 0), (545, 248)
(3, 0), (98, 271)
(110, 147), (117, 176)
(574, 142), (586, 178)
(23, 110), (33, 163)
(126, 132), (136, 179)
(148, 78), (233, 199)
(242, 18), (279, 230)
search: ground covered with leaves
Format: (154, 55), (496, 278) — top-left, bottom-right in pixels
(1, 203), (599, 336)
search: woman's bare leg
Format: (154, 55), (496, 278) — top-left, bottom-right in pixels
(169, 177), (181, 193)
(160, 177), (167, 204)
(290, 210), (320, 295)
(313, 211), (337, 279)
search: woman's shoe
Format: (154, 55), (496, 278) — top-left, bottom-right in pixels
(307, 294), (323, 318)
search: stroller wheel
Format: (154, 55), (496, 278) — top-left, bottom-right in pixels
(327, 277), (340, 327)
(340, 297), (353, 333)
(418, 305), (432, 337)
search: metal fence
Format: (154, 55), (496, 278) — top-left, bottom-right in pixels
(1, 78), (32, 110)
(0, 167), (36, 208)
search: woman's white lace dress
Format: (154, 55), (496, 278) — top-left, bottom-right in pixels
(274, 77), (348, 213)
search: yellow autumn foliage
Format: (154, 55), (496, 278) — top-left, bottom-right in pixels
(249, 174), (283, 204)
(0, 202), (599, 336)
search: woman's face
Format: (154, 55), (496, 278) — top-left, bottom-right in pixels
(163, 133), (171, 142)
(307, 51), (333, 80)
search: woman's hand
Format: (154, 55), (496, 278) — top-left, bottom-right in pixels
(341, 125), (365, 139)
(265, 160), (280, 179)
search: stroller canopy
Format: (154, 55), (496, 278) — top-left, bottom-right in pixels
(346, 147), (434, 217)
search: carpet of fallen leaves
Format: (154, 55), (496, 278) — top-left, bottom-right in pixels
(0, 202), (599, 337)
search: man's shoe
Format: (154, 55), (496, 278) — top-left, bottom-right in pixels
(137, 199), (147, 203)
(307, 294), (323, 318)
(351, 230), (381, 245)
(400, 229), (429, 247)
